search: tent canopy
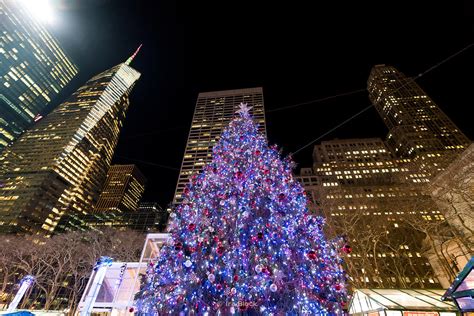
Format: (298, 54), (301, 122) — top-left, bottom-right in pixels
(350, 288), (457, 315)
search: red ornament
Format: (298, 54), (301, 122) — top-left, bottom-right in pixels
(255, 150), (261, 155)
(278, 193), (286, 201)
(184, 187), (189, 194)
(235, 171), (243, 179)
(217, 246), (225, 256)
(334, 284), (342, 291)
(174, 242), (183, 251)
(342, 244), (352, 254)
(257, 232), (264, 240)
(128, 307), (135, 313)
(307, 250), (317, 260)
(216, 284), (222, 290)
(233, 275), (239, 282)
(188, 223), (196, 231)
(262, 266), (272, 276)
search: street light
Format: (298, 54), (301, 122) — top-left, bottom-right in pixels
(19, 0), (55, 24)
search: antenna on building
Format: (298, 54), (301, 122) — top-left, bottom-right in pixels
(125, 44), (143, 66)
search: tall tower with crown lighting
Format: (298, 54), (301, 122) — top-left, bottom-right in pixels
(0, 48), (142, 235)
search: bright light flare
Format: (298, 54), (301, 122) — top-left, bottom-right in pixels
(19, 0), (55, 24)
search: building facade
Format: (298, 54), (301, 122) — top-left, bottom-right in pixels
(0, 61), (140, 235)
(295, 65), (471, 290)
(425, 143), (474, 287)
(173, 87), (266, 205)
(59, 202), (168, 233)
(94, 164), (146, 213)
(296, 138), (443, 289)
(137, 202), (169, 232)
(368, 65), (470, 175)
(0, 0), (78, 150)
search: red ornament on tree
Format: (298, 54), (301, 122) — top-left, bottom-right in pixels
(307, 250), (317, 260)
(278, 193), (286, 201)
(174, 242), (183, 251)
(334, 284), (342, 291)
(262, 266), (272, 276)
(233, 275), (239, 282)
(216, 284), (222, 290)
(217, 246), (225, 256)
(342, 244), (352, 254)
(255, 150), (261, 156)
(188, 223), (196, 231)
(128, 307), (135, 313)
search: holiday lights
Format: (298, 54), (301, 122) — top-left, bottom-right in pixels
(136, 103), (347, 315)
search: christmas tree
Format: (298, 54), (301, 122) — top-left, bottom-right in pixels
(136, 103), (347, 315)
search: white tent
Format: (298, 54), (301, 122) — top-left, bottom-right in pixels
(349, 288), (458, 316)
(76, 233), (170, 315)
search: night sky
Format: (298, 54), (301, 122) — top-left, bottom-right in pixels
(46, 1), (473, 207)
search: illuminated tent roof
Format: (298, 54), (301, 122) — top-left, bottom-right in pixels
(349, 288), (457, 315)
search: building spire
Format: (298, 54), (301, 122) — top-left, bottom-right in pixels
(125, 44), (142, 66)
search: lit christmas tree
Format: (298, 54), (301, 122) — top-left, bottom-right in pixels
(136, 103), (347, 315)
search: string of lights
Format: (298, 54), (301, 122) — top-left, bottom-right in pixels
(266, 88), (366, 113)
(291, 42), (474, 156)
(121, 88), (367, 139)
(116, 42), (473, 170)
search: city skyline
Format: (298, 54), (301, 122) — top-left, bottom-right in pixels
(0, 2), (471, 314)
(291, 64), (472, 290)
(0, 59), (140, 235)
(9, 1), (473, 207)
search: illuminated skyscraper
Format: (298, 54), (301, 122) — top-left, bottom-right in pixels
(368, 65), (470, 174)
(0, 0), (78, 150)
(0, 56), (140, 235)
(296, 138), (443, 289)
(173, 87), (266, 205)
(292, 65), (471, 291)
(94, 164), (146, 213)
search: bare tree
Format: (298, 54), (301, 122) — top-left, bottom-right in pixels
(313, 184), (443, 290)
(0, 228), (145, 312)
(0, 236), (23, 306)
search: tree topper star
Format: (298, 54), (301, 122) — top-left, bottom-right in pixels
(236, 102), (252, 117)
